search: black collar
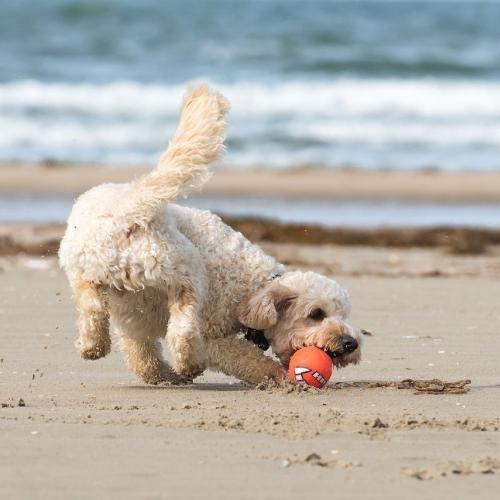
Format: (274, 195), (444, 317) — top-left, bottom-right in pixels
(242, 326), (270, 351)
(241, 270), (282, 352)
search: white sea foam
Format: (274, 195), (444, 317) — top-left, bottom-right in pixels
(2, 79), (499, 118)
(1, 79), (500, 169)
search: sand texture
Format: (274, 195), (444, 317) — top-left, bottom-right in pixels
(1, 254), (500, 499)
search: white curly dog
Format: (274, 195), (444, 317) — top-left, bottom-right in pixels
(59, 85), (363, 386)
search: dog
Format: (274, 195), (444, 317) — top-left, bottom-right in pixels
(59, 85), (363, 386)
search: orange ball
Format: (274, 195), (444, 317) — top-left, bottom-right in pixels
(289, 346), (333, 388)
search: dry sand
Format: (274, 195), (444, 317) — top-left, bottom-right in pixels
(3, 162), (500, 201)
(1, 252), (500, 499)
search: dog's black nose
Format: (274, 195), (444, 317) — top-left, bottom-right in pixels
(341, 335), (358, 353)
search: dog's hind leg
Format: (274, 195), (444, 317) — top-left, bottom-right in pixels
(73, 280), (111, 360)
(120, 333), (182, 385)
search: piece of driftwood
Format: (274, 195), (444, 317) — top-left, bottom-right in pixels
(331, 378), (471, 395)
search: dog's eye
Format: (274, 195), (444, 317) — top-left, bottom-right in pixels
(309, 308), (326, 321)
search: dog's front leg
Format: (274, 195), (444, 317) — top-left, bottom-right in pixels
(166, 287), (207, 381)
(72, 280), (111, 360)
(207, 337), (287, 385)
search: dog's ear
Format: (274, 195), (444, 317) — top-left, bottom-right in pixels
(238, 282), (296, 330)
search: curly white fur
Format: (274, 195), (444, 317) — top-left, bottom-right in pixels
(59, 84), (362, 386)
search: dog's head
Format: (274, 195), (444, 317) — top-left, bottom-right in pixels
(238, 271), (363, 369)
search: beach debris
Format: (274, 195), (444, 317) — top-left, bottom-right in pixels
(3, 221), (500, 258)
(281, 453), (361, 469)
(303, 453), (326, 467)
(331, 378), (471, 395)
(280, 459), (291, 469)
(402, 457), (500, 480)
(372, 417), (388, 429)
(221, 217), (500, 254)
(397, 378), (471, 395)
(1, 398), (27, 408)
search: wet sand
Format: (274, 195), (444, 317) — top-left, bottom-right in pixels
(1, 253), (500, 499)
(3, 162), (500, 202)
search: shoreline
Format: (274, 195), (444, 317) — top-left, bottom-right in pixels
(2, 162), (500, 202)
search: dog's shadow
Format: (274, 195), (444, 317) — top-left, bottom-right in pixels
(120, 382), (249, 392)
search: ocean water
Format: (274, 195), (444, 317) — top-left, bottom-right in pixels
(1, 0), (500, 170)
(2, 194), (500, 228)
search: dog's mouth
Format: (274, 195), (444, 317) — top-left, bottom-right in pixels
(325, 348), (344, 360)
(324, 345), (360, 368)
(324, 348), (355, 367)
(322, 335), (359, 367)
(324, 334), (358, 360)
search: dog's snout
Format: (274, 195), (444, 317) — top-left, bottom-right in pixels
(341, 335), (358, 353)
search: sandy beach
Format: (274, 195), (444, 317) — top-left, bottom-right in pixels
(2, 163), (500, 498)
(1, 238), (500, 499)
(3, 162), (500, 202)
(2, 160), (500, 500)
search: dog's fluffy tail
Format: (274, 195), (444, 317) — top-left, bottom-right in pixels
(126, 84), (229, 226)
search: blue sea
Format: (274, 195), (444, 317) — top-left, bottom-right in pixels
(1, 0), (500, 227)
(1, 0), (500, 170)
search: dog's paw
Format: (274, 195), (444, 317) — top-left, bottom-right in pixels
(132, 362), (191, 386)
(253, 366), (289, 389)
(143, 374), (189, 386)
(171, 354), (206, 382)
(79, 341), (111, 360)
(141, 369), (196, 386)
(161, 375), (195, 386)
(173, 364), (205, 382)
